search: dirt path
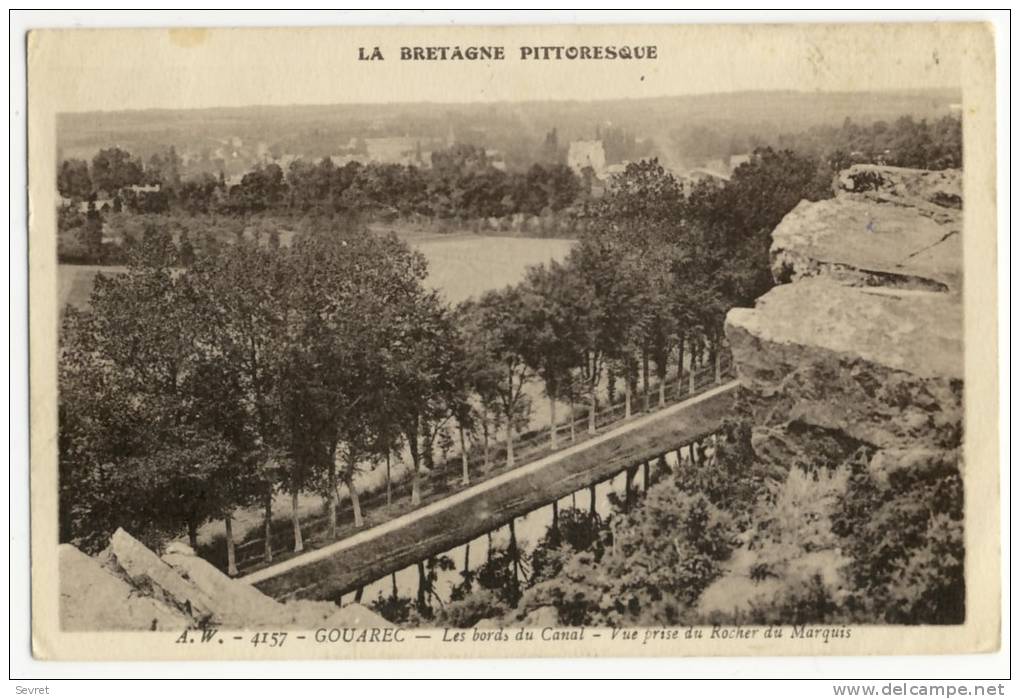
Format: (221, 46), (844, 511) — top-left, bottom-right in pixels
(244, 380), (740, 598)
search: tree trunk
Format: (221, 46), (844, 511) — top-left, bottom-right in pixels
(385, 451), (392, 506)
(624, 368), (632, 419)
(354, 587), (364, 603)
(263, 486), (273, 563)
(505, 417), (515, 469)
(588, 386), (597, 434)
(481, 408), (491, 468)
(224, 513), (238, 577)
(290, 488), (303, 553)
(658, 364), (666, 407)
(677, 332), (686, 396)
(548, 393), (558, 450)
(459, 423), (470, 485)
(689, 350), (697, 394)
(347, 471), (364, 528)
(327, 461), (338, 540)
(187, 520), (198, 551)
(569, 395), (577, 443)
(508, 519), (520, 598)
(411, 463), (422, 506)
(551, 500), (560, 545)
(410, 425), (422, 506)
(463, 543), (471, 576)
(391, 572), (398, 599)
(589, 484), (597, 518)
(416, 561), (428, 612)
(423, 431), (435, 471)
(642, 350), (650, 412)
(715, 341), (723, 384)
(643, 460), (651, 491)
(625, 466), (634, 512)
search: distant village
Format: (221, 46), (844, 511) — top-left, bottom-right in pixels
(61, 122), (752, 215)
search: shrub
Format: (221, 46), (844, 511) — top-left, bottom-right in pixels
(434, 589), (510, 628)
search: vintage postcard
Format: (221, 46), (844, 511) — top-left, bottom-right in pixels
(27, 21), (999, 661)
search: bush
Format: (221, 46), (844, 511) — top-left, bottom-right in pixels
(434, 589), (509, 628)
(832, 453), (965, 624)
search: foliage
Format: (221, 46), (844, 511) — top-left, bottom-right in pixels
(746, 464), (850, 581)
(58, 159), (92, 200)
(515, 476), (736, 627)
(434, 588), (510, 628)
(58, 216), (458, 554)
(529, 508), (609, 583)
(832, 453), (965, 624)
(369, 591), (417, 626)
(58, 253), (240, 551)
(741, 573), (852, 626)
(91, 147), (145, 194)
(779, 115), (963, 171)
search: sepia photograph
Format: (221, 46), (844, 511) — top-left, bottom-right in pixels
(21, 17), (1002, 666)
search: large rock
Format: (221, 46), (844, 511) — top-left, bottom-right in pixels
(162, 551), (287, 628)
(727, 279), (962, 466)
(63, 530), (394, 630)
(101, 528), (218, 624)
(771, 165), (963, 295)
(837, 164), (962, 209)
(161, 550), (393, 628)
(59, 544), (191, 631)
(725, 163), (963, 485)
(770, 197), (961, 293)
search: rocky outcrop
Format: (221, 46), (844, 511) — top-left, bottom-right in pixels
(59, 544), (190, 631)
(60, 528), (392, 631)
(770, 166), (962, 293)
(726, 165), (963, 471)
(162, 550), (286, 627)
(719, 165), (965, 619)
(100, 528), (218, 624)
(838, 164), (961, 210)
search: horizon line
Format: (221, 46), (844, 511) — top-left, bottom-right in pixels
(56, 85), (964, 118)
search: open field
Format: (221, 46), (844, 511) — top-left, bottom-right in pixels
(57, 233), (574, 311)
(59, 264), (127, 311)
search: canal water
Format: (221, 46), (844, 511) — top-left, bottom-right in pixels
(338, 446), (698, 608)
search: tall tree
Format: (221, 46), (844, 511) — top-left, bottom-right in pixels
(91, 147), (144, 194)
(390, 293), (463, 506)
(467, 288), (535, 468)
(57, 159), (93, 200)
(519, 261), (585, 449)
(58, 236), (239, 553)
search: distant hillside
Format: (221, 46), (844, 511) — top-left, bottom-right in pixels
(58, 89), (960, 174)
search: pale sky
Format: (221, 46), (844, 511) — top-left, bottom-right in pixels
(27, 23), (981, 113)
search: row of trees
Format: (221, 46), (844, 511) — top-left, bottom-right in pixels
(58, 143), (584, 220)
(778, 115), (963, 172)
(58, 146), (182, 200)
(60, 223), (458, 567)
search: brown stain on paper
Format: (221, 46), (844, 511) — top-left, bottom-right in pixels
(168, 28), (208, 48)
